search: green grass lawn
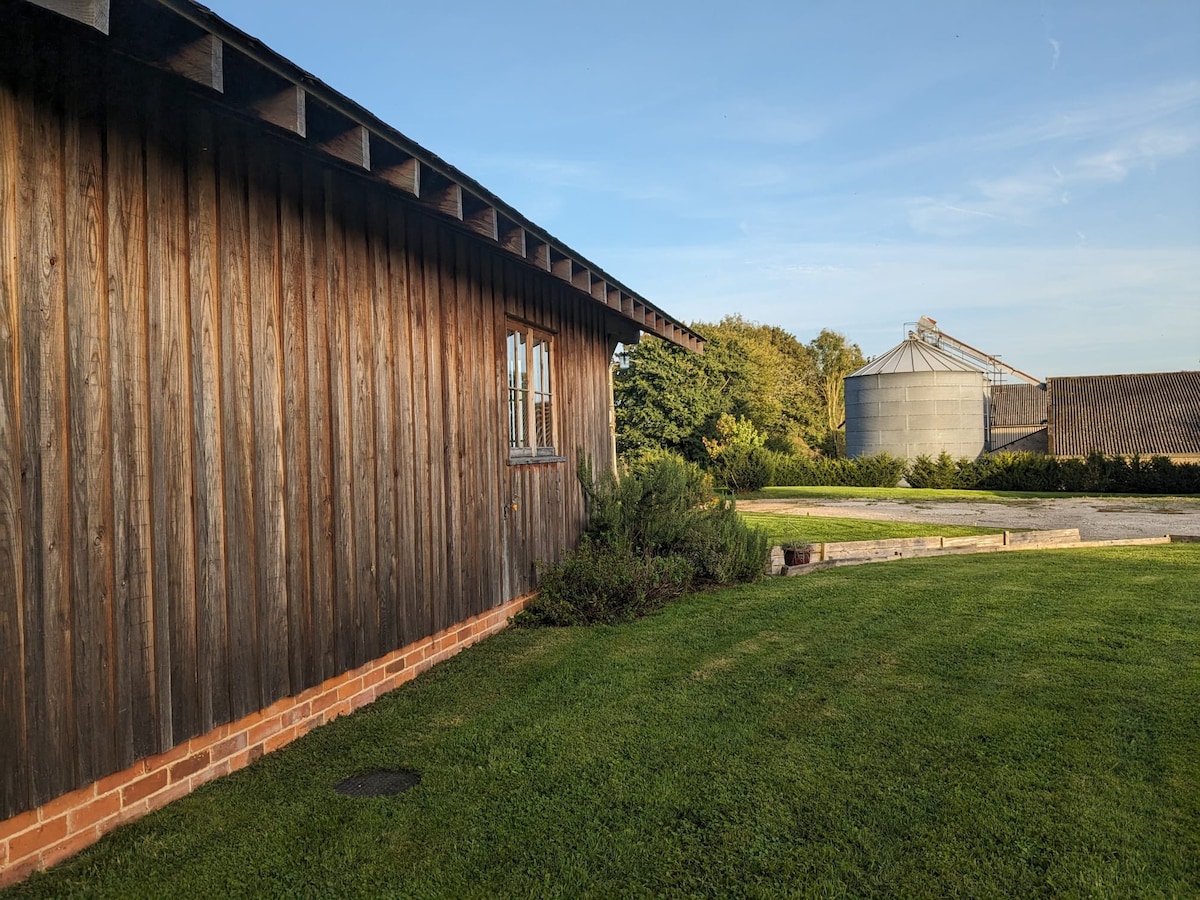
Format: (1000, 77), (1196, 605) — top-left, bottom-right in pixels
(745, 485), (1200, 504)
(741, 511), (1004, 546)
(9, 547), (1199, 898)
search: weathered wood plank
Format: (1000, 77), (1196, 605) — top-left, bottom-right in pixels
(64, 51), (117, 783)
(217, 121), (261, 719)
(324, 170), (357, 671)
(278, 151), (313, 689)
(477, 245), (502, 611)
(462, 239), (484, 617)
(441, 230), (464, 628)
(345, 184), (377, 666)
(302, 158), (335, 682)
(535, 276), (553, 572)
(105, 64), (159, 764)
(407, 215), (433, 638)
(421, 217), (448, 634)
(248, 141), (290, 704)
(0, 56), (32, 820)
(23, 40), (77, 801)
(386, 202), (419, 646)
(495, 253), (513, 603)
(368, 192), (398, 654)
(186, 107), (231, 729)
(15, 51), (49, 806)
(146, 79), (200, 738)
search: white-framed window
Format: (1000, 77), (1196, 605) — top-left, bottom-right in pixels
(506, 323), (557, 459)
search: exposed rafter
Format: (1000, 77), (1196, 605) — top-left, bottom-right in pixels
(21, 0), (703, 352)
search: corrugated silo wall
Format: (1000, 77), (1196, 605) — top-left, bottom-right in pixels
(845, 371), (988, 460)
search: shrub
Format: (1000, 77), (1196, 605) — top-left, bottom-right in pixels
(703, 415), (775, 493)
(712, 446), (776, 493)
(673, 499), (770, 585)
(521, 454), (768, 626)
(583, 452), (712, 554)
(522, 537), (693, 627)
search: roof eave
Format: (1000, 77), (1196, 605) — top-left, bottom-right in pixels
(23, 0), (701, 352)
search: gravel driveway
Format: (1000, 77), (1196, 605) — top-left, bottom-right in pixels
(738, 496), (1200, 542)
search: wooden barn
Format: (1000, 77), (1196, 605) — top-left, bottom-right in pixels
(0, 0), (701, 880)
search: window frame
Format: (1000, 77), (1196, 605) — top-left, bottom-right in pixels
(505, 320), (562, 463)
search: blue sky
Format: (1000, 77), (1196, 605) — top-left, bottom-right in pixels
(206, 1), (1199, 377)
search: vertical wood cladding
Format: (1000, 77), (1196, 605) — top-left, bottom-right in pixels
(0, 32), (613, 820)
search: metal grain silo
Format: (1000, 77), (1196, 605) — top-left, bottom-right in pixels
(845, 338), (988, 459)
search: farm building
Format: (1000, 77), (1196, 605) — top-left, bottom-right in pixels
(0, 0), (701, 881)
(846, 318), (1200, 463)
(989, 383), (1048, 453)
(1046, 372), (1200, 462)
(843, 338), (988, 461)
(988, 374), (1200, 460)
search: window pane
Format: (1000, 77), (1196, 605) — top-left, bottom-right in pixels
(505, 325), (553, 456)
(506, 330), (518, 390)
(509, 387), (527, 449)
(517, 330), (527, 389)
(534, 340), (551, 393)
(536, 395), (553, 450)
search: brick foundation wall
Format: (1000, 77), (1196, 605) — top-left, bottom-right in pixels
(0, 594), (534, 887)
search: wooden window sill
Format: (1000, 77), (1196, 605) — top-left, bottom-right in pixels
(507, 454), (566, 466)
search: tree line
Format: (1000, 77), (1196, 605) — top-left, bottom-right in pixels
(614, 315), (866, 463)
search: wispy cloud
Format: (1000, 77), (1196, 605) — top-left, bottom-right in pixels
(848, 80), (1200, 177)
(906, 123), (1198, 235)
(1073, 129), (1199, 181)
(1048, 38), (1061, 72)
(605, 241), (1200, 375)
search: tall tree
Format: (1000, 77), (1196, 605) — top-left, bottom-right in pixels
(808, 329), (866, 435)
(613, 335), (715, 461)
(614, 316), (828, 461)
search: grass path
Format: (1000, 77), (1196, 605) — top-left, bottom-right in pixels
(8, 547), (1199, 898)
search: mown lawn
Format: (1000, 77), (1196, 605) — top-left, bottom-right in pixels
(745, 485), (1200, 504)
(8, 547), (1199, 898)
(740, 511), (1004, 546)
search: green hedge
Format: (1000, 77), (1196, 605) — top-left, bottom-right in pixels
(906, 451), (1200, 494)
(709, 450), (909, 492)
(772, 452), (909, 488)
(713, 448), (1200, 494)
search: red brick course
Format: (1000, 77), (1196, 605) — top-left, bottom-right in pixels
(0, 593), (533, 887)
(121, 770), (169, 807)
(66, 793), (122, 833)
(169, 751), (212, 783)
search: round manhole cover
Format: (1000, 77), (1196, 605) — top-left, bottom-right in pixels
(334, 769), (421, 798)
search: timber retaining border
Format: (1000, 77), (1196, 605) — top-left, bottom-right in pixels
(769, 530), (1192, 576)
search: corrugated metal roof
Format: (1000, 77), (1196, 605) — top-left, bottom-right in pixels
(991, 383), (1047, 427)
(1048, 371), (1200, 456)
(849, 339), (985, 376)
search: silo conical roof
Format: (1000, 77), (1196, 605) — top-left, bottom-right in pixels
(848, 338), (985, 377)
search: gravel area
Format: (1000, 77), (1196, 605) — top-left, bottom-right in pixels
(738, 496), (1200, 542)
